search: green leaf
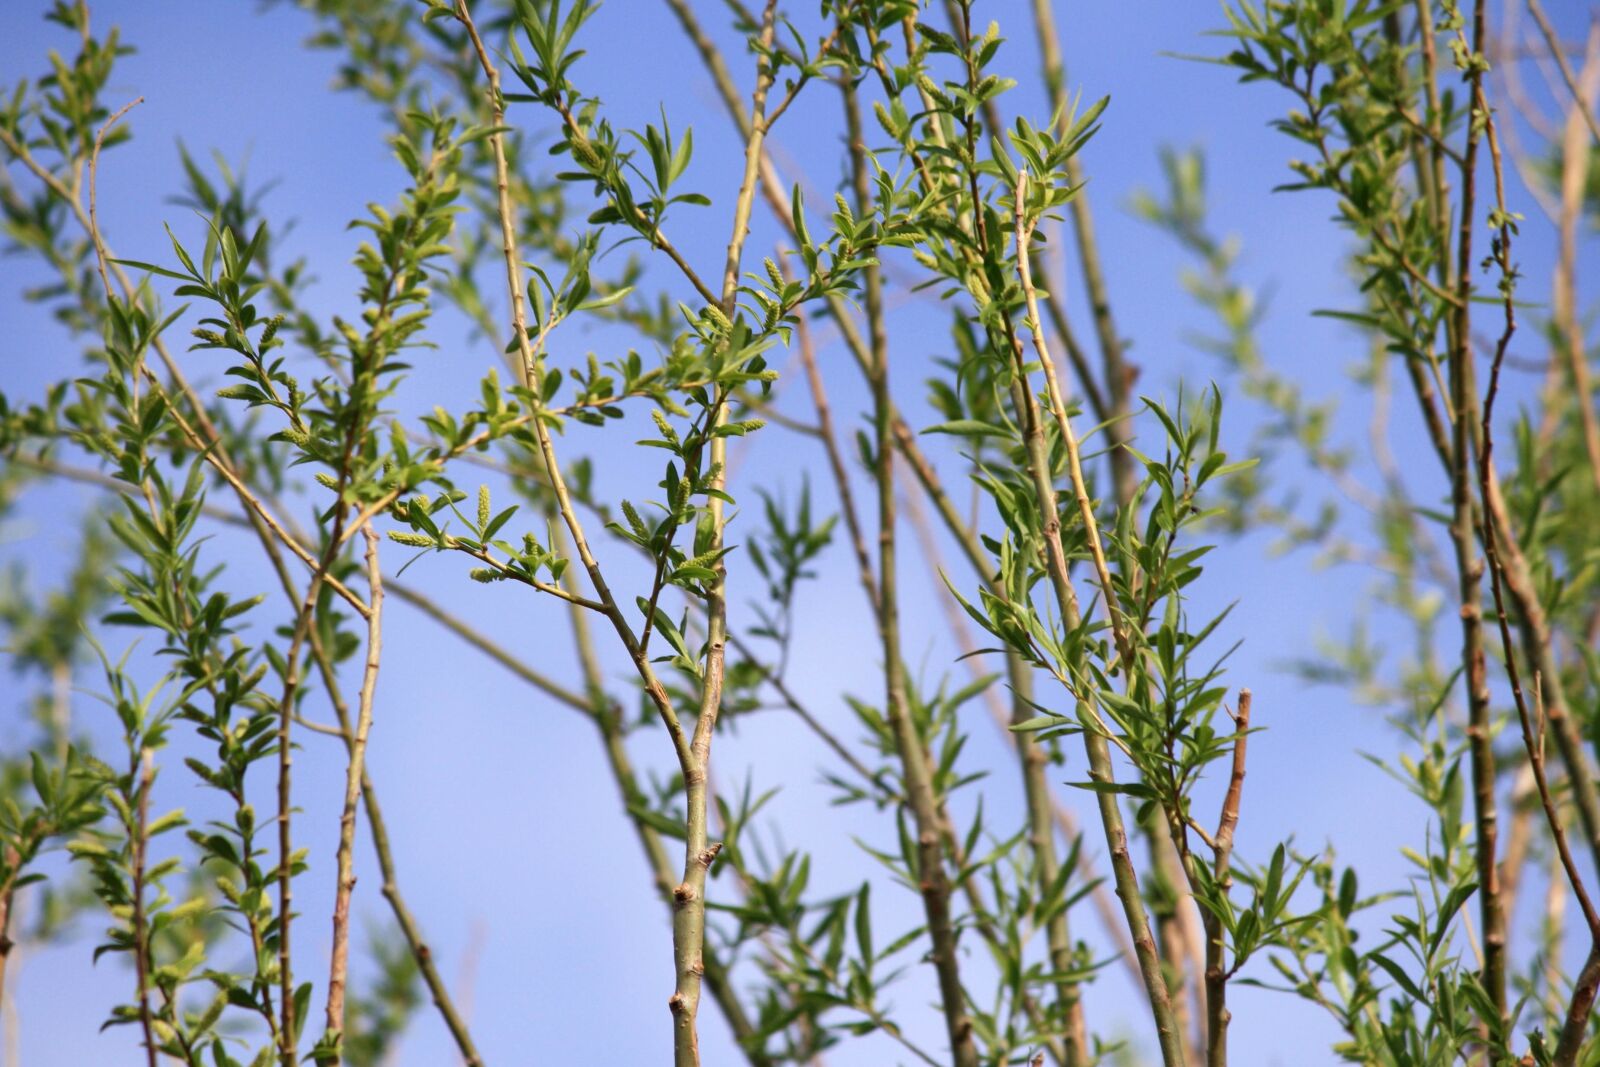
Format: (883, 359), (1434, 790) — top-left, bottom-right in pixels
(922, 419), (1007, 439)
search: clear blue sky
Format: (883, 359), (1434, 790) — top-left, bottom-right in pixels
(0, 1), (1589, 1065)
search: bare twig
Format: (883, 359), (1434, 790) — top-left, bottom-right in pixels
(1028, 0), (1135, 503)
(87, 96), (143, 299)
(1203, 691), (1251, 1067)
(323, 527), (385, 1063)
(1470, 66), (1599, 1064)
(1551, 24), (1600, 497)
(1442, 1), (1505, 1016)
(1526, 0), (1600, 145)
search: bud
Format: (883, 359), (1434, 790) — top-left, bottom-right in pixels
(650, 408), (678, 444)
(259, 313), (285, 349)
(568, 131), (605, 173)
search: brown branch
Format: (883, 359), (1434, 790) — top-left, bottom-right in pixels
(1202, 691), (1251, 1067)
(547, 522), (772, 1066)
(1387, 9), (1600, 891)
(1028, 0), (1134, 503)
(1470, 67), (1599, 1065)
(1443, 1), (1505, 1017)
(322, 527), (385, 1063)
(1010, 178), (1187, 1067)
(792, 289), (879, 616)
(901, 475), (1143, 993)
(1526, 0), (1600, 145)
(1551, 25), (1600, 498)
(87, 96), (143, 300)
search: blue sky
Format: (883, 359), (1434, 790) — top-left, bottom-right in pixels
(0, 1), (1592, 1065)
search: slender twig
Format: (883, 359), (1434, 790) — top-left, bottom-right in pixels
(1549, 24), (1600, 497)
(1525, 0), (1600, 145)
(313, 642), (486, 1067)
(1027, 0), (1134, 503)
(455, 3), (782, 1061)
(15, 63), (481, 1067)
(792, 293), (878, 616)
(1469, 65), (1599, 1066)
(87, 96), (143, 300)
(548, 97), (719, 307)
(1204, 691), (1251, 1067)
(1439, 2), (1506, 1017)
(1015, 175), (1131, 674)
(1012, 174), (1188, 1067)
(663, 7), (779, 1061)
(456, 0), (685, 747)
(139, 368), (372, 617)
(323, 527), (385, 1063)
(549, 518), (773, 1066)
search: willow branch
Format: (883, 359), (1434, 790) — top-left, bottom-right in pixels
(322, 527), (385, 1063)
(1470, 68), (1598, 1066)
(1027, 0), (1134, 503)
(1550, 24), (1600, 498)
(792, 296), (879, 615)
(1203, 691), (1251, 1067)
(548, 517), (772, 1066)
(1443, 2), (1506, 1016)
(454, 0), (690, 770)
(1526, 0), (1600, 145)
(1015, 174), (1132, 672)
(1012, 176), (1187, 1067)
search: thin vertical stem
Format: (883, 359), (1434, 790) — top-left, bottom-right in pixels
(793, 304), (879, 615)
(322, 526), (384, 1063)
(1471, 49), (1598, 1064)
(665, 6), (779, 1063)
(1203, 691), (1251, 1067)
(840, 62), (983, 1066)
(455, 5), (718, 1061)
(1027, 0), (1136, 505)
(1444, 0), (1505, 1017)
(306, 617), (485, 1067)
(1013, 176), (1187, 1067)
(1550, 23), (1600, 498)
